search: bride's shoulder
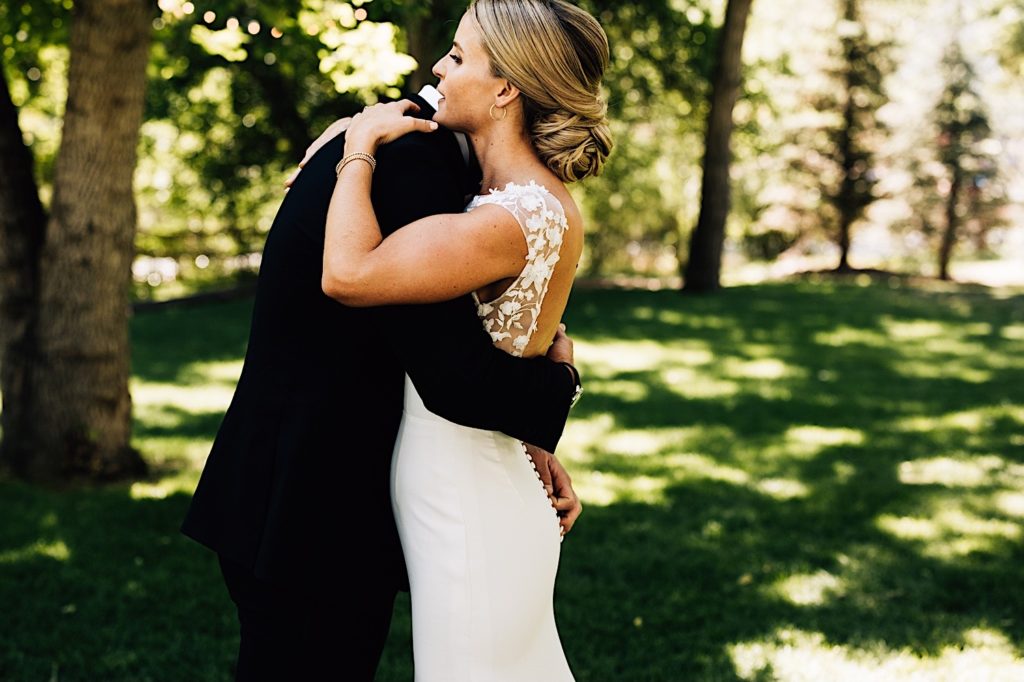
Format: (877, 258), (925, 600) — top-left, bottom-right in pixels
(482, 179), (578, 221)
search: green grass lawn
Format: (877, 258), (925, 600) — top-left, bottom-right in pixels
(2, 280), (1023, 681)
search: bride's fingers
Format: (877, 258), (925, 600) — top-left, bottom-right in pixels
(396, 99), (421, 115)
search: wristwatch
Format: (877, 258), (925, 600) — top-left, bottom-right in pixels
(561, 362), (583, 409)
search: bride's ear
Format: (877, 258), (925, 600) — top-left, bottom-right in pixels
(494, 79), (521, 109)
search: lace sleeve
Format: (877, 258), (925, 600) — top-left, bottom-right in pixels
(468, 181), (569, 357)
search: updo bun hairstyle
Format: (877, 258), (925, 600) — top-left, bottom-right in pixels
(470, 0), (614, 182)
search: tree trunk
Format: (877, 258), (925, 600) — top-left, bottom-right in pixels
(405, 11), (436, 93)
(14, 0), (152, 482)
(682, 0), (753, 292)
(0, 59), (48, 478)
(835, 39), (857, 272)
(403, 1), (464, 93)
(938, 165), (962, 281)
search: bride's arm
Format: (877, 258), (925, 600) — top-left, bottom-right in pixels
(322, 101), (526, 307)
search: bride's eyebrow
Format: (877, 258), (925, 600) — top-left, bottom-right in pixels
(452, 41), (463, 50)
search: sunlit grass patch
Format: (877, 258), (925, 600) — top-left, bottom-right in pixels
(876, 507), (1021, 559)
(0, 539), (71, 564)
(729, 626), (1024, 681)
(767, 569), (846, 606)
(897, 455), (1012, 488)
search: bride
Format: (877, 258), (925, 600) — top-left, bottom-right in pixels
(320, 0), (612, 678)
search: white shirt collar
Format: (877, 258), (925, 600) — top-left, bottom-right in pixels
(417, 84), (470, 166)
(417, 84), (442, 111)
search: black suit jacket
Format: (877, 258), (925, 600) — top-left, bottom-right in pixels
(180, 94), (576, 588)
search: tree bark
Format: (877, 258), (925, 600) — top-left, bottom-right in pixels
(402, 1), (463, 93)
(938, 165), (962, 281)
(836, 96), (856, 272)
(682, 0), (753, 292)
(0, 59), (48, 478)
(12, 0), (152, 482)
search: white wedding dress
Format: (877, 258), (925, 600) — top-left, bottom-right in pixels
(391, 181), (576, 681)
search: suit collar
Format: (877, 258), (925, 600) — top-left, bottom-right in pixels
(405, 90), (482, 200)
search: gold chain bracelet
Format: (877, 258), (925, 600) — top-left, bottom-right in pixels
(335, 152), (376, 177)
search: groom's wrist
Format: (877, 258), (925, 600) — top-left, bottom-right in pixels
(559, 362), (583, 409)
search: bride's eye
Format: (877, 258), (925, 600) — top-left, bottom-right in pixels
(449, 52), (462, 64)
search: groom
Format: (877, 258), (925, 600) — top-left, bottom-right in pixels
(180, 85), (583, 681)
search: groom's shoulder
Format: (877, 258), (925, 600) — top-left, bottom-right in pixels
(380, 127), (458, 160)
(375, 131), (462, 187)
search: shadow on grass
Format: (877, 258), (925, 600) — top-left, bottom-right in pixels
(547, 281), (1024, 680)
(0, 484), (236, 681)
(2, 281), (1023, 680)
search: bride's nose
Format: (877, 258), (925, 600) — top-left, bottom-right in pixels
(432, 56), (445, 80)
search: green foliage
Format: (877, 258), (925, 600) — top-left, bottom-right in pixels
(896, 39), (1008, 263)
(571, 1), (716, 275)
(136, 1), (421, 276)
(791, 0), (893, 253)
(0, 0), (71, 197)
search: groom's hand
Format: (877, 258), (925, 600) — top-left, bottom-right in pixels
(546, 323), (574, 366)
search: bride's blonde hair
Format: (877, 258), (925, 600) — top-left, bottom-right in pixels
(469, 0), (613, 182)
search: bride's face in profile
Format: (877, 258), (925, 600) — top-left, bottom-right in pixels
(431, 12), (504, 131)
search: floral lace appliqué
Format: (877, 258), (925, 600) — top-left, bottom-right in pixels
(466, 180), (569, 357)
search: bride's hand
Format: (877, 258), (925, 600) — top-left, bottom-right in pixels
(344, 100), (438, 154)
(284, 116), (353, 189)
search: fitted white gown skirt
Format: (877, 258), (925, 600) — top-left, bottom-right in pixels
(391, 374), (575, 682)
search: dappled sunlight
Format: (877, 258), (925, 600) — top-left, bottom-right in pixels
(898, 455), (1011, 488)
(0, 539), (70, 564)
(666, 374), (742, 399)
(666, 373), (742, 399)
(766, 569), (846, 606)
(890, 358), (991, 383)
(880, 318), (953, 340)
(587, 378), (650, 402)
(663, 452), (751, 486)
(577, 339), (714, 375)
(1001, 324), (1024, 341)
(783, 425), (866, 459)
(723, 357), (804, 380)
(994, 491), (1024, 517)
(185, 359), (244, 384)
(574, 469), (672, 506)
(897, 405), (1024, 435)
(729, 626), (1024, 681)
(132, 378), (235, 413)
(813, 326), (889, 347)
(600, 429), (682, 457)
(876, 506), (1021, 559)
(755, 477), (810, 500)
(130, 477), (193, 499)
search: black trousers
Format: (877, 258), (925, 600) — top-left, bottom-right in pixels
(218, 554), (398, 681)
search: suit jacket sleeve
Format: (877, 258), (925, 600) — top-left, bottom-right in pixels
(362, 133), (575, 453)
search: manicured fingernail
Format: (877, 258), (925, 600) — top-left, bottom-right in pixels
(429, 121), (438, 129)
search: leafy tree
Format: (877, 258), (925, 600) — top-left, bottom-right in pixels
(906, 40), (1007, 280)
(1, 0), (153, 482)
(789, 0), (892, 271)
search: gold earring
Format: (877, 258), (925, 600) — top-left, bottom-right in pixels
(489, 104), (507, 121)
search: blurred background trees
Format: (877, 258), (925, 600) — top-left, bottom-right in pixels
(1, 0), (1022, 481)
